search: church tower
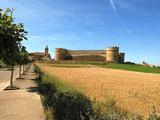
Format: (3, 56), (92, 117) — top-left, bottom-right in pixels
(45, 45), (49, 54)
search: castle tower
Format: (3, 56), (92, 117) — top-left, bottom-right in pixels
(118, 53), (125, 63)
(106, 47), (119, 63)
(55, 48), (61, 61)
(45, 45), (49, 54)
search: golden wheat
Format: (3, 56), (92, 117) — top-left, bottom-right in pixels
(38, 63), (160, 117)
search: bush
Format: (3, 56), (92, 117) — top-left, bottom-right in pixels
(53, 90), (93, 120)
(39, 81), (56, 96)
(35, 66), (93, 120)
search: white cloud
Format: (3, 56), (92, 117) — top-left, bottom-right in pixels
(109, 0), (135, 11)
(107, 0), (132, 35)
(109, 0), (117, 11)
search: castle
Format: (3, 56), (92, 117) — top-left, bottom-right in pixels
(54, 47), (125, 63)
(29, 46), (51, 61)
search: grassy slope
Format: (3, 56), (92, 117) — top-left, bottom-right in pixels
(99, 63), (160, 74)
(37, 61), (160, 74)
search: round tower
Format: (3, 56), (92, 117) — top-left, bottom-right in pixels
(55, 48), (61, 61)
(45, 45), (49, 54)
(118, 53), (125, 63)
(106, 47), (119, 63)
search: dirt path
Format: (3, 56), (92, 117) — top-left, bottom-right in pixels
(0, 67), (20, 92)
(0, 65), (45, 120)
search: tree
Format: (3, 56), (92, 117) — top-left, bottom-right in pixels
(17, 46), (30, 79)
(0, 8), (27, 89)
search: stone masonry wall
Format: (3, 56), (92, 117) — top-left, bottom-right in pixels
(54, 47), (125, 63)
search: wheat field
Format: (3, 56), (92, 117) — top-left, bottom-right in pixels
(38, 63), (160, 117)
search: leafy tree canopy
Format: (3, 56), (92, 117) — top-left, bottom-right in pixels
(17, 46), (30, 65)
(0, 8), (27, 66)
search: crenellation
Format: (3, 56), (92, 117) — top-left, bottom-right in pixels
(54, 47), (125, 63)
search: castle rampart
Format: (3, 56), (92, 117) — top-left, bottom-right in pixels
(106, 47), (119, 63)
(68, 50), (106, 56)
(54, 46), (125, 63)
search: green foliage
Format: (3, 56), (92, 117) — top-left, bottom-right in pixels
(17, 46), (30, 65)
(0, 8), (27, 87)
(53, 90), (93, 120)
(36, 69), (93, 120)
(99, 63), (160, 74)
(39, 79), (56, 96)
(0, 8), (27, 66)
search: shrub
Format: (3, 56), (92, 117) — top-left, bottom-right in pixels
(53, 90), (93, 120)
(39, 81), (56, 96)
(35, 66), (93, 120)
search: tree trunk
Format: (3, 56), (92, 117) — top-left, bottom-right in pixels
(24, 65), (26, 72)
(10, 65), (14, 88)
(19, 65), (22, 78)
(23, 65), (24, 74)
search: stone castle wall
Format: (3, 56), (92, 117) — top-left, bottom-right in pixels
(55, 47), (125, 63)
(68, 50), (106, 61)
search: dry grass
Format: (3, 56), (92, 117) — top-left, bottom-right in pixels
(37, 63), (160, 117)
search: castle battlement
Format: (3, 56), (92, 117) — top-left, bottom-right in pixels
(54, 47), (125, 63)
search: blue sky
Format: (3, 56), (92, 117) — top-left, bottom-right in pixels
(0, 0), (160, 65)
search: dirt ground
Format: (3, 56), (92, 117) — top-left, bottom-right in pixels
(39, 64), (160, 117)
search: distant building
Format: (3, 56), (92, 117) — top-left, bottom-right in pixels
(29, 46), (51, 61)
(54, 46), (125, 63)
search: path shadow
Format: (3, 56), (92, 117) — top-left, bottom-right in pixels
(27, 86), (39, 93)
(16, 78), (25, 80)
(1, 68), (11, 71)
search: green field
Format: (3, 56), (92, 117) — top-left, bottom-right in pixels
(61, 61), (160, 74)
(38, 61), (160, 74)
(99, 63), (160, 74)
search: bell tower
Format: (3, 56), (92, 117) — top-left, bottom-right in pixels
(45, 45), (49, 54)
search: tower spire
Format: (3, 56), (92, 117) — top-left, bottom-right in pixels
(45, 45), (49, 54)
